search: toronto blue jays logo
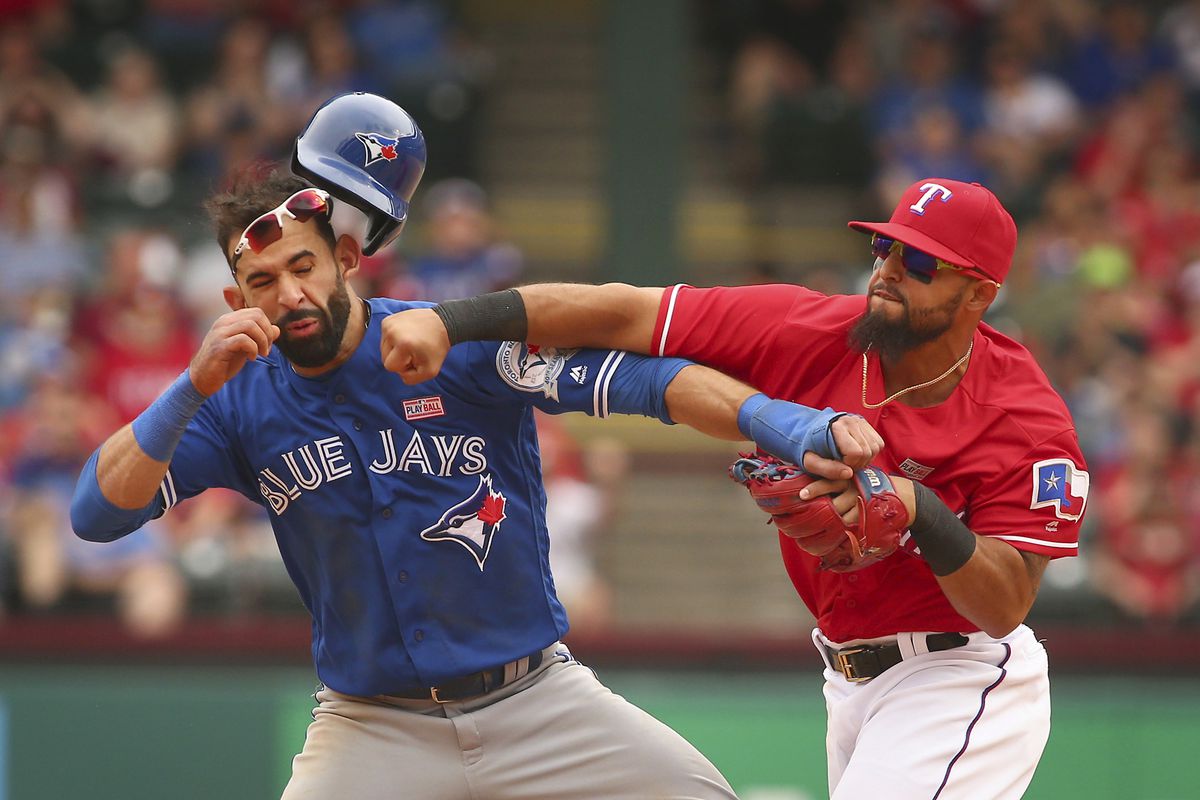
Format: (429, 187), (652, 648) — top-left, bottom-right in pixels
(1029, 458), (1090, 522)
(495, 342), (577, 401)
(355, 131), (401, 166)
(420, 475), (508, 569)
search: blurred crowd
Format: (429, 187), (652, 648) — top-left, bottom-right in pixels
(3, 0), (1200, 638)
(0, 0), (531, 637)
(705, 0), (1200, 626)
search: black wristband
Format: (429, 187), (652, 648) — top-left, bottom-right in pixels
(908, 481), (978, 576)
(433, 289), (528, 345)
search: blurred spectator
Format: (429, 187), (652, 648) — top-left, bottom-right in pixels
(294, 7), (382, 115)
(3, 373), (186, 637)
(73, 229), (197, 424)
(0, 287), (72, 413)
(1089, 408), (1200, 624)
(0, 19), (82, 125)
(874, 103), (990, 209)
(71, 44), (182, 214)
(1160, 0), (1200, 110)
(388, 178), (523, 302)
(180, 16), (298, 184)
(0, 89), (87, 302)
(1058, 0), (1175, 110)
(346, 0), (493, 182)
(752, 20), (878, 188)
(976, 38), (1081, 210)
(536, 413), (630, 634)
(716, 0), (860, 185)
(869, 28), (985, 166)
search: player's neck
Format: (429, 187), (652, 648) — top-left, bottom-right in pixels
(878, 331), (976, 408)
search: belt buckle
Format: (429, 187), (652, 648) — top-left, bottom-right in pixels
(834, 647), (872, 683)
(430, 686), (451, 704)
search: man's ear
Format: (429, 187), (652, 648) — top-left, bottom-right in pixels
(966, 279), (999, 312)
(335, 234), (362, 279)
(224, 285), (247, 311)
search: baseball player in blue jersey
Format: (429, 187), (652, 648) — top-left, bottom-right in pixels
(70, 93), (884, 799)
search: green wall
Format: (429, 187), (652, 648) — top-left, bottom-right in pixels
(1, 665), (1197, 799)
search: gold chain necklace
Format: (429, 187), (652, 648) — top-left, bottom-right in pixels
(861, 340), (973, 409)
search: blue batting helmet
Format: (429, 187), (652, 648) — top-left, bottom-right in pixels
(292, 92), (427, 256)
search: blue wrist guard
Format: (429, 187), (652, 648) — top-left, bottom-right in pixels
(737, 392), (846, 466)
(131, 370), (208, 462)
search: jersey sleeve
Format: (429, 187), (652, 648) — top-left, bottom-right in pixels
(964, 429), (1089, 558)
(155, 398), (259, 515)
(652, 284), (818, 384)
(457, 340), (684, 421)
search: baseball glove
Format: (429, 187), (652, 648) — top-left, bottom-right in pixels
(729, 453), (908, 572)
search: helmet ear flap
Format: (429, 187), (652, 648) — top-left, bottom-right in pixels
(329, 198), (369, 247)
(363, 217), (405, 257)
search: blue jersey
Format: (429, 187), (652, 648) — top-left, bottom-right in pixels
(144, 298), (686, 696)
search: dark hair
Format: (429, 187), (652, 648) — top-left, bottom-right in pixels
(204, 163), (337, 264)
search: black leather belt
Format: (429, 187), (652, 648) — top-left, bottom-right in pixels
(386, 649), (545, 703)
(824, 633), (969, 683)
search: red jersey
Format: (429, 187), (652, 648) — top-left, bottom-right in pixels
(653, 284), (1089, 640)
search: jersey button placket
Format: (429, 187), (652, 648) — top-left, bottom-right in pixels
(381, 508), (393, 519)
(397, 571), (409, 583)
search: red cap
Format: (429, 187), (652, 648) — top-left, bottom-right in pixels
(848, 179), (1017, 283)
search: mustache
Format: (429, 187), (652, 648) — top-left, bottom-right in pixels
(871, 285), (906, 305)
(275, 309), (326, 328)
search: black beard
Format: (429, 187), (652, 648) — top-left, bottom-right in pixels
(848, 291), (962, 361)
(274, 278), (353, 368)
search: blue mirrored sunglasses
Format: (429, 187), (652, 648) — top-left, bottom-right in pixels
(870, 233), (965, 284)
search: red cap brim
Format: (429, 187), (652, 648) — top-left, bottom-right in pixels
(848, 220), (976, 271)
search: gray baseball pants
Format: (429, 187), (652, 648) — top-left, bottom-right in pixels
(281, 643), (738, 799)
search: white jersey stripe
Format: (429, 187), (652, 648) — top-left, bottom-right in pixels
(657, 284), (685, 357)
(597, 351), (626, 418)
(992, 534), (1077, 549)
(592, 350), (621, 417)
(159, 470), (177, 510)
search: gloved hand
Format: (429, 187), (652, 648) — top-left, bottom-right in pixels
(730, 452), (908, 572)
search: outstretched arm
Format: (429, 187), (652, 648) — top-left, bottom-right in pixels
(379, 286), (882, 473)
(380, 284), (662, 383)
(518, 283), (663, 352)
(665, 364), (882, 475)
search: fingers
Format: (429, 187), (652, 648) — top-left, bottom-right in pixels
(832, 415), (885, 470)
(382, 344), (435, 385)
(191, 310), (277, 395)
(798, 478), (852, 501)
(380, 309), (451, 384)
(803, 452), (853, 480)
(216, 308), (276, 357)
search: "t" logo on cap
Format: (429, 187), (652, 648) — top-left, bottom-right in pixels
(909, 182), (953, 215)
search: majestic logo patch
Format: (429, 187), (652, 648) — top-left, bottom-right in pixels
(403, 395), (445, 421)
(495, 342), (577, 401)
(355, 131), (401, 166)
(1030, 459), (1089, 522)
(421, 475), (508, 569)
(569, 365), (588, 384)
(898, 458), (934, 481)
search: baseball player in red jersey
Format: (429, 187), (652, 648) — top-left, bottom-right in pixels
(380, 178), (1089, 799)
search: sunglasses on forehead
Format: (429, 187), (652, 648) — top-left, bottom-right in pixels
(231, 188), (333, 264)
